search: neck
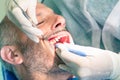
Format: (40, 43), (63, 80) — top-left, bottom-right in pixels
(15, 65), (71, 80)
(22, 72), (71, 80)
(25, 72), (49, 80)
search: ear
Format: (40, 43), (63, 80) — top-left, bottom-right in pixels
(0, 46), (23, 65)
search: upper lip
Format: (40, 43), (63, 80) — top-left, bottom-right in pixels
(47, 30), (73, 45)
(41, 27), (73, 45)
(42, 29), (66, 40)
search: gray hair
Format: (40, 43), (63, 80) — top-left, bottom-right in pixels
(0, 17), (23, 71)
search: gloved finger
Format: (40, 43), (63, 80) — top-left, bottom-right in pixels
(25, 32), (39, 43)
(19, 25), (43, 43)
(56, 43), (87, 65)
(11, 7), (43, 36)
(21, 25), (43, 36)
(27, 6), (38, 24)
(58, 64), (75, 74)
(56, 47), (73, 64)
(15, 0), (28, 11)
(11, 7), (31, 27)
(12, 8), (43, 35)
(63, 43), (105, 55)
(27, 0), (38, 24)
(11, 8), (43, 42)
(56, 43), (87, 57)
(59, 64), (81, 79)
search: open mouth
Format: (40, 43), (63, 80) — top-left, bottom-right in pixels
(48, 30), (74, 64)
(48, 30), (74, 45)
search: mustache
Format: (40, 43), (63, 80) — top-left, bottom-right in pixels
(42, 28), (66, 40)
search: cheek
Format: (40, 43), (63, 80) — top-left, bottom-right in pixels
(40, 39), (55, 55)
(37, 16), (56, 34)
(35, 48), (56, 70)
(38, 40), (56, 67)
(38, 24), (50, 34)
(23, 45), (56, 73)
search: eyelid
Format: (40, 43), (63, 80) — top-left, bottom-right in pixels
(37, 20), (44, 25)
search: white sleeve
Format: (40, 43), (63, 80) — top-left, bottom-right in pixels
(108, 51), (120, 80)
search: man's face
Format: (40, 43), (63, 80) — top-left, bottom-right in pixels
(22, 3), (73, 77)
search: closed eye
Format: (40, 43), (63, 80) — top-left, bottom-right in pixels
(37, 21), (44, 25)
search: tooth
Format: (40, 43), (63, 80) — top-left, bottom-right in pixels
(54, 38), (56, 41)
(57, 37), (61, 40)
(63, 35), (67, 37)
(55, 38), (59, 42)
(53, 40), (56, 44)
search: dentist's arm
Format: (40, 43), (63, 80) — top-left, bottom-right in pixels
(56, 43), (120, 80)
(0, 0), (43, 43)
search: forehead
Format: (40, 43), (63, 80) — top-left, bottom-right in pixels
(36, 3), (53, 14)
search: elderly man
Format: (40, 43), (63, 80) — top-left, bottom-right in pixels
(0, 3), (74, 80)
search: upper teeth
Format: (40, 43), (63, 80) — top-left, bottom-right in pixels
(55, 38), (59, 42)
(50, 35), (67, 44)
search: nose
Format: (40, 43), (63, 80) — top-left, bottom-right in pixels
(52, 15), (66, 30)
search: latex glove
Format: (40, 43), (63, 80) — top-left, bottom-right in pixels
(56, 43), (120, 80)
(6, 0), (43, 43)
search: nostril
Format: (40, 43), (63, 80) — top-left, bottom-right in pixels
(55, 23), (62, 28)
(52, 16), (66, 29)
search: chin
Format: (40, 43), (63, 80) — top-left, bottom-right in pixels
(48, 65), (73, 80)
(42, 30), (74, 78)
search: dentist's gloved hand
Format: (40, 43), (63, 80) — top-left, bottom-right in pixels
(56, 43), (120, 80)
(7, 0), (43, 43)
